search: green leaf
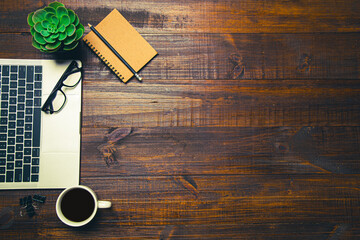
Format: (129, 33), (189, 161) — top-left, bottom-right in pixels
(44, 12), (55, 20)
(51, 33), (59, 39)
(60, 15), (71, 27)
(40, 44), (48, 51)
(32, 9), (47, 23)
(27, 12), (35, 26)
(41, 20), (51, 28)
(34, 32), (46, 44)
(32, 37), (43, 50)
(30, 26), (36, 36)
(56, 6), (68, 19)
(73, 14), (79, 26)
(48, 1), (65, 9)
(63, 33), (77, 45)
(63, 41), (78, 51)
(58, 24), (66, 32)
(66, 24), (76, 36)
(77, 23), (84, 32)
(45, 41), (61, 50)
(75, 27), (84, 40)
(51, 15), (59, 26)
(40, 30), (51, 37)
(44, 35), (56, 43)
(30, 27), (36, 36)
(34, 22), (45, 32)
(68, 9), (76, 23)
(44, 6), (56, 14)
(59, 32), (67, 41)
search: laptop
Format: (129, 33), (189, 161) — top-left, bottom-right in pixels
(0, 59), (82, 189)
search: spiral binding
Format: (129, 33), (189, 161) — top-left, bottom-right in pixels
(84, 39), (125, 81)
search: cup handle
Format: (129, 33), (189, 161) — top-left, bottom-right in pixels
(98, 200), (112, 209)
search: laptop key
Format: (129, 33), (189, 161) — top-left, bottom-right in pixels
(35, 65), (42, 73)
(32, 158), (39, 165)
(7, 162), (14, 169)
(9, 97), (17, 105)
(15, 169), (22, 182)
(0, 167), (5, 174)
(25, 124), (32, 131)
(7, 146), (14, 153)
(31, 175), (39, 182)
(31, 166), (39, 174)
(0, 159), (5, 165)
(15, 152), (23, 159)
(25, 132), (31, 139)
(9, 122), (15, 129)
(24, 148), (31, 155)
(26, 66), (34, 82)
(7, 155), (14, 161)
(16, 144), (23, 151)
(33, 108), (41, 147)
(10, 65), (18, 72)
(32, 148), (40, 157)
(8, 138), (15, 145)
(34, 98), (41, 107)
(2, 65), (9, 76)
(6, 171), (13, 182)
(2, 77), (9, 84)
(10, 81), (17, 88)
(10, 73), (17, 80)
(24, 140), (31, 147)
(19, 66), (26, 78)
(23, 165), (30, 182)
(1, 110), (8, 116)
(1, 94), (8, 101)
(24, 156), (31, 163)
(16, 128), (24, 135)
(9, 114), (15, 120)
(15, 161), (22, 168)
(0, 175), (5, 182)
(0, 134), (6, 141)
(0, 126), (7, 132)
(8, 130), (15, 137)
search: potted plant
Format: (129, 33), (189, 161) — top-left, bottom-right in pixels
(27, 1), (84, 53)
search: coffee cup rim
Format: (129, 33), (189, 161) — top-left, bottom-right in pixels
(56, 185), (98, 227)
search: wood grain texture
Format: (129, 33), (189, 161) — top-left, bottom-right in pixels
(1, 0), (360, 239)
(2, 0), (360, 33)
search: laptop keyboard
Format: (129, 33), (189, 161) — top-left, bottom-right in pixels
(0, 64), (42, 183)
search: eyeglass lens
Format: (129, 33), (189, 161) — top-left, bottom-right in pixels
(42, 61), (82, 113)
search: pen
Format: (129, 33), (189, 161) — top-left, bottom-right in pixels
(88, 23), (142, 81)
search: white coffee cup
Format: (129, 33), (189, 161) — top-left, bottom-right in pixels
(56, 185), (111, 227)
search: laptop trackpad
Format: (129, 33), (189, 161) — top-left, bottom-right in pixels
(41, 94), (81, 153)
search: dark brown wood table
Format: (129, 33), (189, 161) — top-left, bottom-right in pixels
(1, 0), (360, 239)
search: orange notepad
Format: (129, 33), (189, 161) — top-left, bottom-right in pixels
(83, 9), (157, 82)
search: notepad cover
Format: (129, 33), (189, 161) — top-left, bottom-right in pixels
(83, 9), (157, 82)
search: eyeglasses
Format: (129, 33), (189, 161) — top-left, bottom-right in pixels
(41, 61), (82, 114)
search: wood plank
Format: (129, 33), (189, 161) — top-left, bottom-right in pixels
(2, 0), (360, 33)
(1, 33), (360, 80)
(1, 223), (359, 239)
(80, 127), (360, 177)
(82, 78), (360, 127)
(0, 175), (359, 230)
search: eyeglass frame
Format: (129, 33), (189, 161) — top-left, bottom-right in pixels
(41, 60), (83, 114)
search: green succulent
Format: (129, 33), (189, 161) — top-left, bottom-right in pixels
(27, 1), (84, 53)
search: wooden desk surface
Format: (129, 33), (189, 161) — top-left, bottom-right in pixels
(1, 0), (360, 239)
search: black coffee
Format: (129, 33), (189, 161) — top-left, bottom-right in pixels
(60, 188), (95, 222)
